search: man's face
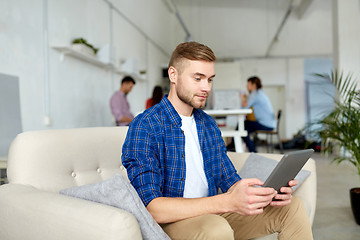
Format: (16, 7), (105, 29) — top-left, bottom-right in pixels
(123, 82), (134, 95)
(247, 81), (256, 93)
(175, 60), (215, 109)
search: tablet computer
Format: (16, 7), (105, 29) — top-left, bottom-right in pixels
(262, 149), (314, 192)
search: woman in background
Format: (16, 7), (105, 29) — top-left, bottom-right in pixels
(145, 85), (163, 109)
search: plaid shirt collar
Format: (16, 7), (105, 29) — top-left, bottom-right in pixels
(161, 94), (206, 127)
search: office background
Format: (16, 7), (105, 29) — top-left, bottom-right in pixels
(0, 0), (359, 154)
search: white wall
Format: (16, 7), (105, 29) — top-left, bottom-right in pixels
(48, 0), (112, 129)
(333, 0), (360, 82)
(0, 0), (181, 132)
(213, 62), (242, 90)
(0, 0), (45, 131)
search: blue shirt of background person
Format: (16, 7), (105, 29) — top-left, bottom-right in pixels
(246, 88), (276, 129)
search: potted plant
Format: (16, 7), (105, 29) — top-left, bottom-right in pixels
(307, 71), (360, 224)
(72, 38), (99, 56)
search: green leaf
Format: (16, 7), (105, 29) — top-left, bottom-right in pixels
(307, 70), (360, 177)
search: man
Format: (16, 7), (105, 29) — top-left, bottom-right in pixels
(241, 76), (276, 152)
(110, 76), (135, 126)
(122, 42), (313, 239)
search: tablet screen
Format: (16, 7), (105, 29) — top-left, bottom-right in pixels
(262, 149), (314, 192)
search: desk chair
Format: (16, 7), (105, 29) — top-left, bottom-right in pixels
(254, 110), (284, 153)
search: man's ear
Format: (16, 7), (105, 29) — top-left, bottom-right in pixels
(168, 66), (177, 84)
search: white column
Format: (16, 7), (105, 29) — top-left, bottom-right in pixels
(332, 0), (360, 82)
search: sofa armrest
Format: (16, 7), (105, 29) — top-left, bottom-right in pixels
(0, 184), (142, 240)
(291, 157), (317, 225)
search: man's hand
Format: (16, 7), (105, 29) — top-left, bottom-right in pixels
(226, 178), (277, 215)
(269, 179), (298, 207)
(239, 93), (248, 107)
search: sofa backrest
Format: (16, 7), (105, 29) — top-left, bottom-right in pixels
(7, 127), (129, 192)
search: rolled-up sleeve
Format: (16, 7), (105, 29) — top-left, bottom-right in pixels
(122, 118), (163, 206)
(219, 154), (242, 193)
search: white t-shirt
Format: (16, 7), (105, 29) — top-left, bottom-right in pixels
(180, 114), (209, 198)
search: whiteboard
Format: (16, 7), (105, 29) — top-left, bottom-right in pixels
(212, 89), (241, 110)
(0, 73), (22, 156)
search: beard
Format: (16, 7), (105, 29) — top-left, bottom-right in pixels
(176, 82), (208, 109)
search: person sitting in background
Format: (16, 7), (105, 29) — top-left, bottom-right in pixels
(241, 76), (276, 152)
(110, 76), (136, 126)
(145, 85), (163, 109)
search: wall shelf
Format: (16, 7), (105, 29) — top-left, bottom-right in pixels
(52, 46), (146, 81)
(53, 46), (112, 69)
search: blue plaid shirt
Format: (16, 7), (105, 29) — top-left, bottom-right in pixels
(122, 95), (241, 206)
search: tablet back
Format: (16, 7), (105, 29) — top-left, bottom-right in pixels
(263, 149), (314, 192)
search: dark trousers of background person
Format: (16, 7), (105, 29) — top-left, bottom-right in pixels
(242, 120), (273, 153)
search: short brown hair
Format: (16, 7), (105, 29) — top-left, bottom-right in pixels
(168, 42), (216, 73)
(247, 76), (262, 89)
(121, 76), (136, 85)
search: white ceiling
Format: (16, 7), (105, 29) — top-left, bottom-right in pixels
(171, 0), (333, 60)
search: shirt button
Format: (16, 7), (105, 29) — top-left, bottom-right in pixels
(181, 178), (184, 181)
(181, 130), (184, 134)
(182, 154), (184, 157)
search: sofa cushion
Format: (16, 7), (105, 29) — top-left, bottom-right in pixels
(60, 173), (170, 240)
(238, 153), (311, 191)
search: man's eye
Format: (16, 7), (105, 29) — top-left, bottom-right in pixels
(208, 78), (214, 83)
(195, 77), (201, 81)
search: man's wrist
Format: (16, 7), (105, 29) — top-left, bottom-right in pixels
(209, 192), (233, 214)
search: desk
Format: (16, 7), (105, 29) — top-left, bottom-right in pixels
(204, 109), (252, 153)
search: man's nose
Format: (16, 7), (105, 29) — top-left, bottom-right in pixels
(201, 80), (212, 93)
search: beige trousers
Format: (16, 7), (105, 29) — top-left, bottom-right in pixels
(161, 196), (313, 240)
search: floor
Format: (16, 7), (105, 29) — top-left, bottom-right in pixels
(257, 146), (360, 240)
(311, 151), (360, 240)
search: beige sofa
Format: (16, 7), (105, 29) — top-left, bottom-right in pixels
(0, 127), (316, 240)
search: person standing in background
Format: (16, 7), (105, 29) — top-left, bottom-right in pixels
(110, 76), (136, 126)
(145, 85), (163, 109)
(241, 76), (276, 152)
